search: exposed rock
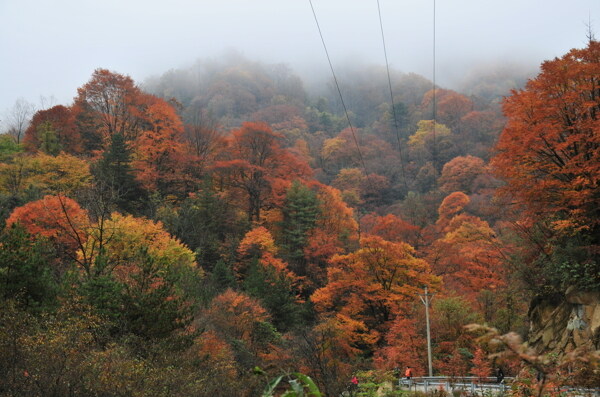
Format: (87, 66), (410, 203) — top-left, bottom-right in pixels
(565, 286), (600, 305)
(528, 289), (600, 355)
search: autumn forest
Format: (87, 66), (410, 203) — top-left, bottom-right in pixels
(0, 40), (599, 396)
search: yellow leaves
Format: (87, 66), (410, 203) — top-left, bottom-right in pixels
(238, 226), (278, 257)
(83, 213), (197, 279)
(408, 120), (451, 148)
(0, 152), (91, 196)
(320, 137), (345, 160)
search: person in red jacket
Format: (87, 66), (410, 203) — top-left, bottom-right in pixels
(405, 366), (413, 379)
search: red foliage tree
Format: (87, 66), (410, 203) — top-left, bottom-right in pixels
(360, 213), (423, 249)
(471, 347), (492, 380)
(73, 68), (144, 150)
(214, 122), (312, 222)
(422, 89), (473, 129)
(6, 195), (89, 265)
(491, 40), (600, 234)
(375, 316), (427, 374)
(439, 155), (487, 194)
(133, 96), (192, 193)
(24, 105), (82, 154)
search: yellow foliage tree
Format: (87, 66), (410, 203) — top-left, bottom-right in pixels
(0, 152), (91, 196)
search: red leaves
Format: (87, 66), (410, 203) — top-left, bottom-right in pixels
(6, 195), (89, 263)
(24, 105), (82, 154)
(492, 40), (600, 233)
(214, 121), (312, 222)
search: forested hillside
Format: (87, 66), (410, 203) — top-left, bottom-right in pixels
(0, 41), (598, 396)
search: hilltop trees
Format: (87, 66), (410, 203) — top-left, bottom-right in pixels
(6, 43), (599, 393)
(492, 39), (600, 293)
(24, 105), (81, 155)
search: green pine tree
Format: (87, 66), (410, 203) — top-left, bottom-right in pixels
(92, 132), (146, 213)
(278, 181), (320, 276)
(0, 224), (59, 312)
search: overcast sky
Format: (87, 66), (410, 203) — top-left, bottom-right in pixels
(1, 0), (598, 114)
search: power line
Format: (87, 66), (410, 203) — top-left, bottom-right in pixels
(376, 0), (409, 193)
(308, 0), (374, 190)
(432, 0), (438, 177)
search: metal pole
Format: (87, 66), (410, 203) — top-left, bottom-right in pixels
(420, 286), (434, 377)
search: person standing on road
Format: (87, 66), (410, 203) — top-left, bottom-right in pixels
(496, 367), (504, 383)
(405, 366), (413, 379)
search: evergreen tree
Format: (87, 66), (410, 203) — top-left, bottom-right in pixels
(92, 132), (146, 213)
(279, 181), (320, 276)
(0, 224), (59, 311)
(160, 180), (246, 268)
(243, 259), (302, 332)
(37, 121), (61, 155)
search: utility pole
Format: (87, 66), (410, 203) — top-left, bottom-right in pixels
(419, 286), (434, 377)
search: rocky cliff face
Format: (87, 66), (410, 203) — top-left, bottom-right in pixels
(528, 288), (600, 354)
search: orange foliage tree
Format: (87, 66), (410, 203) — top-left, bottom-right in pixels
(422, 89), (473, 129)
(6, 195), (89, 266)
(471, 347), (492, 379)
(430, 193), (507, 309)
(24, 105), (82, 155)
(439, 155), (487, 194)
(214, 121), (312, 222)
(375, 316), (427, 374)
(303, 185), (358, 285)
(235, 226), (295, 281)
(202, 289), (274, 355)
(312, 235), (440, 341)
(73, 68), (144, 147)
(133, 96), (193, 193)
(360, 213), (423, 250)
(491, 40), (600, 235)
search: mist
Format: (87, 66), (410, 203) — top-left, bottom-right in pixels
(0, 0), (598, 114)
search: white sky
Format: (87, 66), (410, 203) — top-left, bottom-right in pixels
(1, 0), (598, 113)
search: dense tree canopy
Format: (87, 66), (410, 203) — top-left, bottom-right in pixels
(1, 42), (597, 395)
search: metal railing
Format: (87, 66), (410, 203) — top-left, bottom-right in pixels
(398, 376), (512, 395)
(398, 377), (600, 396)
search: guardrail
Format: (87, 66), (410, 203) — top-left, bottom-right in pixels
(398, 377), (600, 396)
(399, 376), (512, 395)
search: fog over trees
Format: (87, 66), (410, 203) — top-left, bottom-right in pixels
(0, 1), (599, 396)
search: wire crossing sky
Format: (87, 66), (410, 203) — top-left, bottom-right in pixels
(1, 0), (598, 113)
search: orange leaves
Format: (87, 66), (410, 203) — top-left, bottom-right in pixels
(471, 347), (492, 379)
(436, 191), (470, 231)
(203, 289), (270, 342)
(236, 226), (297, 285)
(422, 89), (473, 129)
(133, 96), (190, 192)
(238, 226), (278, 258)
(6, 195), (89, 263)
(491, 40), (600, 233)
(375, 317), (426, 373)
(430, 193), (507, 304)
(194, 330), (237, 380)
(312, 234), (439, 339)
(214, 121), (312, 222)
(439, 155), (487, 194)
(360, 213), (422, 249)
